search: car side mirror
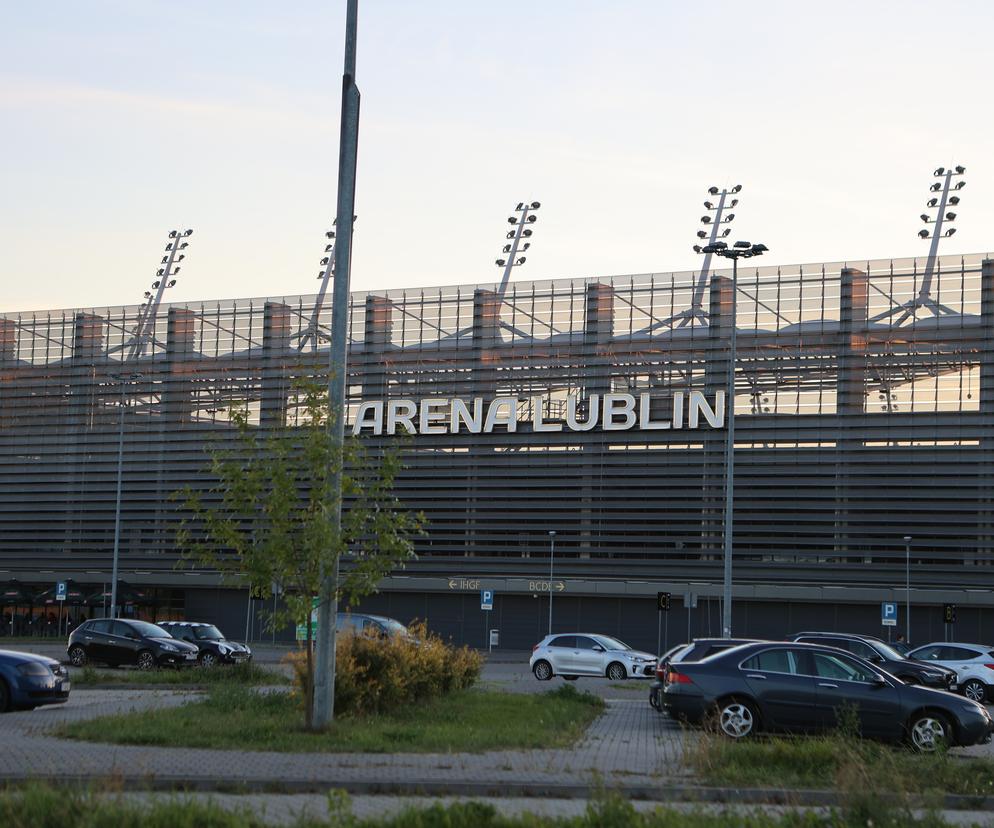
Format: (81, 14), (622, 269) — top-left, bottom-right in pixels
(872, 674), (887, 688)
(870, 656), (883, 664)
(592, 645), (604, 652)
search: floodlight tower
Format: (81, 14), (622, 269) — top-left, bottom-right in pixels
(495, 201), (540, 300)
(871, 165), (966, 324)
(296, 227), (337, 352)
(121, 230), (193, 361)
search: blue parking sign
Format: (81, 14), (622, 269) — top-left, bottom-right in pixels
(881, 601), (897, 627)
(481, 589), (494, 611)
(55, 581), (67, 602)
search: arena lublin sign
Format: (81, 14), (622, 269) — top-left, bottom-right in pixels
(352, 391), (726, 436)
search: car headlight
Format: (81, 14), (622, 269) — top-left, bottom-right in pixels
(160, 643), (178, 652)
(921, 672), (942, 680)
(16, 662), (52, 677)
(217, 644), (230, 655)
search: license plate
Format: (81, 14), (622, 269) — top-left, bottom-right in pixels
(232, 653), (247, 660)
(60, 681), (71, 693)
(184, 653), (196, 660)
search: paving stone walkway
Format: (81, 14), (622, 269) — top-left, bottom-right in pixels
(0, 689), (690, 793)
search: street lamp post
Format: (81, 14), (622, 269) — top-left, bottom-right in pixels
(109, 372), (142, 618)
(548, 531), (556, 636)
(904, 535), (912, 643)
(692, 240), (769, 638)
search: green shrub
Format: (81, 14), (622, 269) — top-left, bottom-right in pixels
(287, 620), (482, 717)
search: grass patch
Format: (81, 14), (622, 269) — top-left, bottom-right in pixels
(689, 727), (994, 798)
(70, 662), (287, 687)
(0, 785), (964, 826)
(608, 682), (647, 692)
(57, 683), (604, 754)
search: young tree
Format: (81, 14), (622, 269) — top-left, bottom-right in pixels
(176, 379), (424, 727)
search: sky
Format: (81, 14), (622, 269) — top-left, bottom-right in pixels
(3, 1), (993, 313)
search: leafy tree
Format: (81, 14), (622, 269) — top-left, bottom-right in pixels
(176, 379), (424, 727)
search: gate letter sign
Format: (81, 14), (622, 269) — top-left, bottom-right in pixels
(881, 602), (897, 627)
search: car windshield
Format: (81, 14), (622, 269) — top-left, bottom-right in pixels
(193, 625), (225, 641)
(871, 640), (906, 661)
(130, 621), (170, 638)
(594, 635), (631, 651)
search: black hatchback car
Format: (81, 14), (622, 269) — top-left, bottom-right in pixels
(68, 619), (199, 670)
(787, 632), (957, 690)
(158, 622), (252, 667)
(663, 641), (993, 752)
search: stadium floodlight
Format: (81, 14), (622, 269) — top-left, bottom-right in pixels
(708, 186), (720, 195)
(493, 199), (540, 298)
(934, 167), (945, 176)
(919, 229), (930, 239)
(724, 213), (735, 222)
(954, 180), (966, 190)
(701, 215), (712, 223)
(930, 182), (942, 191)
(704, 201), (714, 209)
(183, 229), (193, 237)
(946, 212), (957, 220)
(721, 228), (731, 237)
(733, 240), (751, 248)
(945, 228), (957, 237)
(168, 230), (178, 238)
(697, 230), (708, 239)
(920, 214), (931, 223)
(927, 198), (938, 207)
(325, 230), (336, 239)
(693, 245), (703, 253)
(729, 199), (739, 207)
(731, 184), (742, 193)
(955, 165), (966, 174)
(949, 196), (960, 205)
(167, 280), (176, 287)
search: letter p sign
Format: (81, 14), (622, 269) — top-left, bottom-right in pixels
(881, 601), (897, 627)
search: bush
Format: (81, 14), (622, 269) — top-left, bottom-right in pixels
(287, 620), (482, 717)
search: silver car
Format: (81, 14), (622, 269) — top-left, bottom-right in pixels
(907, 642), (994, 703)
(530, 633), (656, 681)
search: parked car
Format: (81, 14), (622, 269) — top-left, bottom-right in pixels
(158, 622), (252, 667)
(662, 641), (993, 752)
(530, 633), (656, 681)
(0, 649), (71, 712)
(787, 632), (957, 690)
(649, 639), (761, 712)
(67, 618), (199, 670)
(906, 642), (994, 703)
(336, 613), (410, 638)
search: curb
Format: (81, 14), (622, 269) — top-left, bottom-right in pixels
(3, 775), (994, 811)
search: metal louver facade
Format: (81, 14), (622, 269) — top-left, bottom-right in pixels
(2, 252), (994, 641)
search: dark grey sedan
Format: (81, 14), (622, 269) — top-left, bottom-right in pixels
(662, 641), (993, 752)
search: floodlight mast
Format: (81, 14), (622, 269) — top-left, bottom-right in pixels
(114, 230), (192, 361)
(495, 201), (540, 301)
(313, 0), (360, 730)
(295, 219), (355, 353)
(870, 165), (966, 325)
(657, 184), (742, 329)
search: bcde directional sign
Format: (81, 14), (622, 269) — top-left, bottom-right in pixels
(481, 589), (494, 611)
(55, 581), (67, 602)
(881, 601), (897, 627)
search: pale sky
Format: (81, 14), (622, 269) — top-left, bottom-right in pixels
(3, 1), (993, 313)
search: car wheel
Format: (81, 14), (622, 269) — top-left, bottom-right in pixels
(68, 645), (87, 667)
(716, 699), (758, 740)
(649, 690), (660, 711)
(562, 675), (578, 681)
(136, 651), (156, 671)
(532, 660), (553, 681)
(606, 662), (627, 681)
(963, 679), (987, 703)
(0, 679), (9, 713)
(908, 712), (951, 753)
(199, 652), (217, 668)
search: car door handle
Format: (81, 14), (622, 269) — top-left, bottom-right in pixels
(84, 636), (93, 640)
(746, 674), (766, 680)
(818, 682), (839, 688)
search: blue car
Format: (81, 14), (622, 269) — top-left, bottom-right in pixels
(0, 649), (71, 712)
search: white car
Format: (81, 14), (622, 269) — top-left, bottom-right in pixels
(530, 633), (656, 681)
(907, 642), (994, 703)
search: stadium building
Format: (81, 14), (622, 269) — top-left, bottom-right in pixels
(3, 241), (994, 651)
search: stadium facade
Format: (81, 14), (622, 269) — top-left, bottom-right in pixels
(2, 252), (994, 651)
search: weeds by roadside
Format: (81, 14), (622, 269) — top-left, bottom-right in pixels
(71, 662), (288, 687)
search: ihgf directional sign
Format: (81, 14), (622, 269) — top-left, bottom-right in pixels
(55, 581), (67, 602)
(881, 601), (897, 627)
(480, 589), (494, 611)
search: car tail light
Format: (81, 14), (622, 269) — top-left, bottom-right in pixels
(984, 664), (994, 672)
(532, 644), (540, 652)
(667, 670), (693, 685)
(656, 662), (666, 680)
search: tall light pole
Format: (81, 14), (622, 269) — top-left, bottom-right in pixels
(548, 530), (556, 636)
(904, 535), (912, 642)
(313, 0), (360, 729)
(109, 372), (142, 618)
(693, 240), (769, 638)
